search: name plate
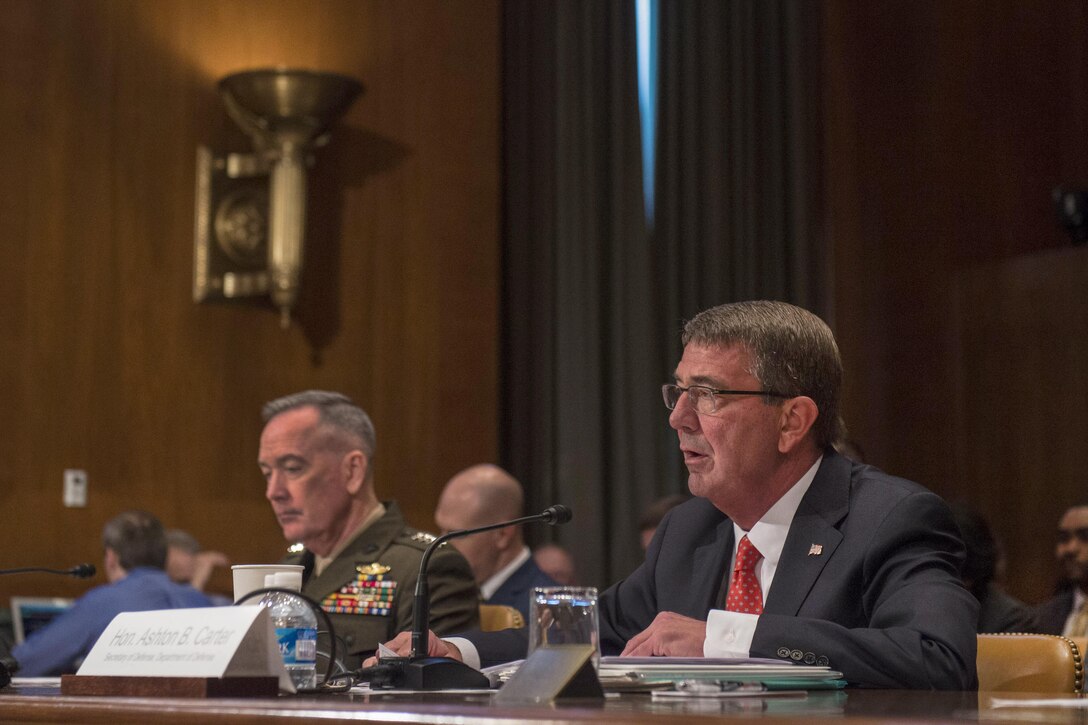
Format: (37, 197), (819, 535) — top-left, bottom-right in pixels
(76, 606), (292, 692)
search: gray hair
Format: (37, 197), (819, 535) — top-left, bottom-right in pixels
(102, 510), (168, 571)
(682, 300), (843, 449)
(261, 390), (376, 460)
(165, 528), (201, 554)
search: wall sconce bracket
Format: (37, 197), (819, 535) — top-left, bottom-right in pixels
(193, 146), (273, 302)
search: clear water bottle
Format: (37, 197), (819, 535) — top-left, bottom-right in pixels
(260, 572), (318, 690)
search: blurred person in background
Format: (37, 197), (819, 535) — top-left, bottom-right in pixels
(434, 464), (557, 619)
(533, 543), (577, 586)
(12, 510), (211, 676)
(1032, 505), (1088, 637)
(638, 494), (690, 551)
(949, 503), (1033, 633)
(165, 528), (231, 605)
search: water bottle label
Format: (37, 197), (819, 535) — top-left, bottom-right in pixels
(275, 627), (317, 664)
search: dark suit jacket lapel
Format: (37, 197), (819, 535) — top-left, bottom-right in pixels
(697, 514), (736, 612)
(764, 452), (850, 616)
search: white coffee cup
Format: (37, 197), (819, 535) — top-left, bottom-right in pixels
(231, 564), (304, 603)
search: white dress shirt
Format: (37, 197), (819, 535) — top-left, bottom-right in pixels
(704, 457), (821, 657)
(1062, 587), (1087, 637)
(480, 546), (531, 601)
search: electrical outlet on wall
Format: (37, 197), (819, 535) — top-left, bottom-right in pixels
(63, 469), (88, 507)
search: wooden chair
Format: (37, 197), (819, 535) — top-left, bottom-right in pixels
(976, 633), (1084, 693)
(478, 603), (525, 632)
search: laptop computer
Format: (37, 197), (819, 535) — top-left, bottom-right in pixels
(10, 597), (74, 644)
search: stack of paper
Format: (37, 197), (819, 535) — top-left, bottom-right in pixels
(598, 656), (846, 692)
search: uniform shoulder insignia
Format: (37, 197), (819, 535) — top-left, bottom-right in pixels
(397, 529), (442, 551)
(287, 542), (305, 554)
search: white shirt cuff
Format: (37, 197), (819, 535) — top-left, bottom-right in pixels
(443, 637), (481, 670)
(704, 608), (758, 657)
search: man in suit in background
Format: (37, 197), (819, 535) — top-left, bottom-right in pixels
(1032, 505), (1088, 637)
(165, 528), (232, 605)
(259, 390), (479, 670)
(532, 543), (578, 586)
(12, 510), (212, 676)
(638, 494), (690, 551)
(375, 300), (978, 689)
(434, 464), (557, 620)
(948, 503), (1033, 633)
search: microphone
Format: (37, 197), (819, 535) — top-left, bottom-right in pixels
(0, 564), (96, 578)
(0, 564), (92, 690)
(374, 504), (573, 690)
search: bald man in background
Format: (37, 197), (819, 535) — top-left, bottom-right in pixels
(434, 465), (558, 619)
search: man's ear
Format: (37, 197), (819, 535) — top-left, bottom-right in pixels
(778, 396), (819, 453)
(344, 450), (368, 494)
(494, 525), (518, 551)
(104, 547), (123, 582)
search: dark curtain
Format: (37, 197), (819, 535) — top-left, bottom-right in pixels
(502, 0), (827, 587)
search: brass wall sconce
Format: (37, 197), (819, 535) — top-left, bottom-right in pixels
(194, 68), (363, 327)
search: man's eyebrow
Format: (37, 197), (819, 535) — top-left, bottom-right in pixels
(684, 374), (727, 388)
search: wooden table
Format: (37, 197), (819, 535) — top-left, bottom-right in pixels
(0, 682), (1085, 723)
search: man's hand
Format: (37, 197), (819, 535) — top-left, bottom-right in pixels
(361, 630), (463, 667)
(191, 550), (230, 591)
(620, 611), (707, 657)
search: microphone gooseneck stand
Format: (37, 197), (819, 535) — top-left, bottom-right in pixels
(370, 504), (573, 690)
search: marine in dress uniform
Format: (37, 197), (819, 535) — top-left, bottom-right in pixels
(259, 390), (481, 673)
(285, 501), (479, 669)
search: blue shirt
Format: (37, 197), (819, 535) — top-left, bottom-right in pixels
(12, 567), (213, 676)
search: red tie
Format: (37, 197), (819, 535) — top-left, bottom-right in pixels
(726, 535), (764, 614)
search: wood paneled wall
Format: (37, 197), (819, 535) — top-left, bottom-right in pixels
(954, 248), (1088, 602)
(0, 1), (499, 599)
(823, 1), (1088, 603)
(4, 0), (1084, 611)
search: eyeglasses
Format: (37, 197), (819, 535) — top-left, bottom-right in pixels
(661, 384), (792, 415)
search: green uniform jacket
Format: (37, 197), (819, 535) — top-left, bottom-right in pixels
(283, 501), (479, 669)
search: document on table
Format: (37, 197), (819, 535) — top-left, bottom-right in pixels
(483, 656), (846, 692)
(598, 656), (846, 691)
(989, 697), (1088, 709)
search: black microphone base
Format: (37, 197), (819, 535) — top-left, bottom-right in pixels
(370, 657), (491, 691)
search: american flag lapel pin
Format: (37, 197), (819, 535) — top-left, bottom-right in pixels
(808, 543), (823, 556)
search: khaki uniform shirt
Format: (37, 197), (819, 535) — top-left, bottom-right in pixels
(283, 501), (480, 670)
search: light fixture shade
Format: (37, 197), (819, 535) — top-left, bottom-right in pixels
(218, 68), (364, 147)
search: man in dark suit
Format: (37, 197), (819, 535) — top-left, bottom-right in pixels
(1032, 505), (1088, 637)
(434, 464), (558, 619)
(373, 301), (978, 689)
